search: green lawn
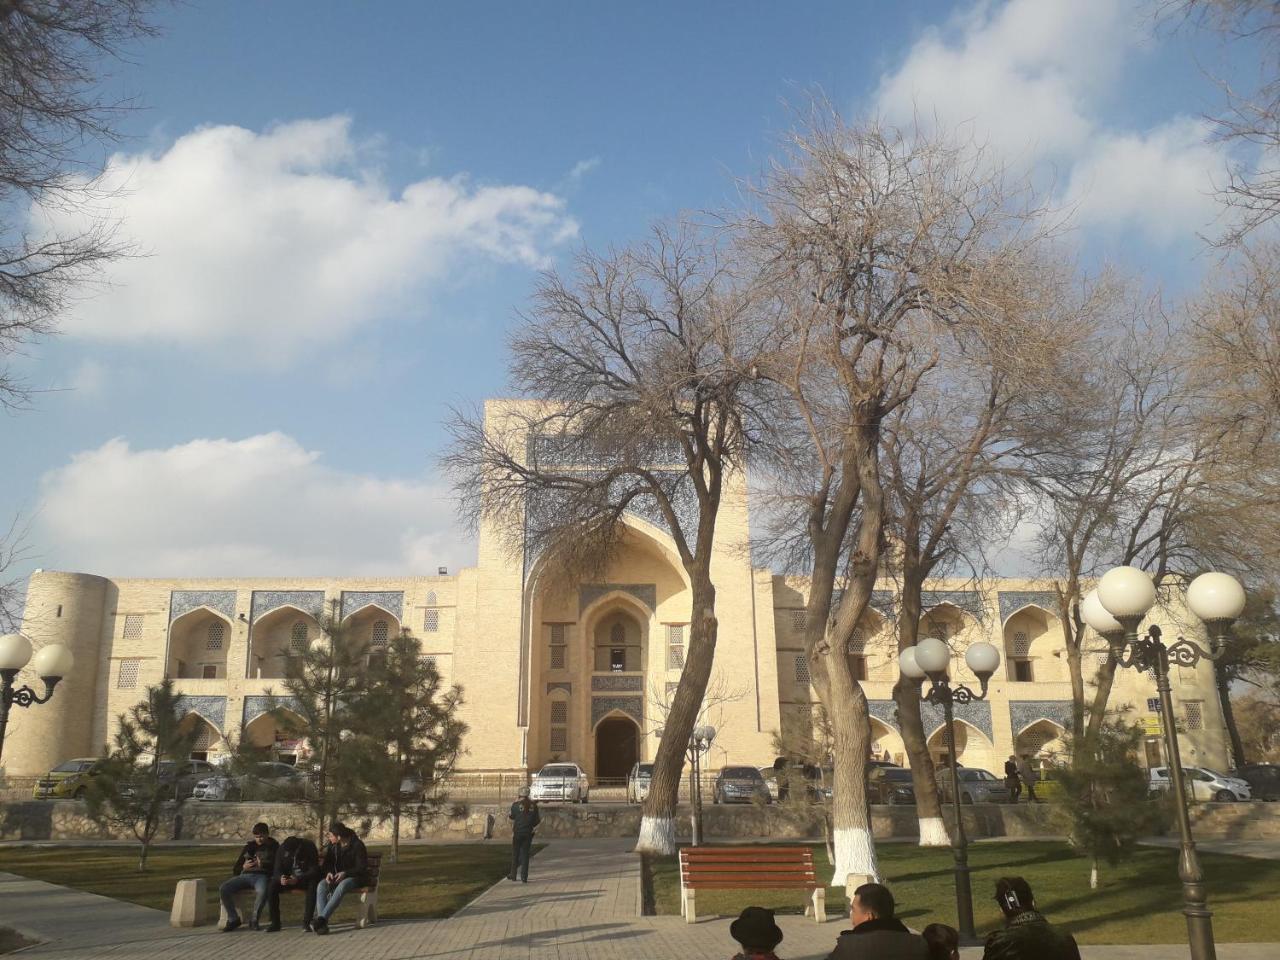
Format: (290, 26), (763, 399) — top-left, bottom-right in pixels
(0, 928), (38, 955)
(1, 843), (530, 921)
(647, 841), (1280, 944)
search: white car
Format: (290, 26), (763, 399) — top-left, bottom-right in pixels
(1148, 766), (1252, 802)
(627, 762), (653, 803)
(530, 762), (590, 803)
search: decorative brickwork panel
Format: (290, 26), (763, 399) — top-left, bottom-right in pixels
(550, 728), (568, 753)
(578, 583), (656, 614)
(546, 682), (572, 695)
(794, 655), (811, 684)
(341, 591), (403, 621)
(922, 590), (987, 621)
(170, 591), (237, 624)
(250, 590), (325, 624)
(117, 659), (140, 688)
(206, 621), (225, 651)
(123, 615), (144, 638)
(550, 701), (569, 724)
(243, 695), (303, 726)
(868, 699), (899, 730)
(1009, 700), (1072, 737)
(424, 608), (440, 632)
(997, 591), (1060, 623)
(922, 699), (993, 740)
(591, 696), (642, 726)
(1184, 701), (1204, 731)
(174, 695), (227, 730)
(591, 674), (642, 692)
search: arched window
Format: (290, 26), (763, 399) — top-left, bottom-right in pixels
(426, 591), (437, 606)
(610, 622), (625, 644)
(290, 621), (308, 655)
(371, 620), (389, 647)
(206, 621), (225, 651)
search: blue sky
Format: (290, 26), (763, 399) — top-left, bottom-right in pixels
(1, 0), (1261, 581)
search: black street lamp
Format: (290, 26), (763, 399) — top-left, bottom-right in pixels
(0, 633), (76, 762)
(687, 724), (716, 846)
(899, 635), (1001, 943)
(1082, 567), (1246, 960)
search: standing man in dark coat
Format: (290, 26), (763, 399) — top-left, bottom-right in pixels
(265, 834), (321, 932)
(219, 821), (279, 932)
(1004, 756), (1022, 804)
(508, 785), (541, 882)
(825, 882), (931, 960)
(982, 876), (1081, 960)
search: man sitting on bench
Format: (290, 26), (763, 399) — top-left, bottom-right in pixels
(219, 821), (278, 932)
(313, 822), (369, 934)
(266, 835), (321, 933)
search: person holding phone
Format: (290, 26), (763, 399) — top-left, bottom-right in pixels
(219, 822), (279, 932)
(266, 834), (321, 932)
(312, 822), (369, 934)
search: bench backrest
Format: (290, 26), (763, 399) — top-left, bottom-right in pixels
(679, 845), (818, 889)
(365, 853), (382, 890)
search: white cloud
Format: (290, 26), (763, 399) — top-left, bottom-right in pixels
(35, 433), (473, 577)
(30, 117), (577, 355)
(567, 156), (602, 182)
(874, 0), (1229, 246)
(1063, 117), (1224, 244)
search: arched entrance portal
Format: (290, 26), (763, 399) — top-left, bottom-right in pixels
(595, 715), (639, 781)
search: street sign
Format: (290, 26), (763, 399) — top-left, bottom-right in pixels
(1147, 698), (1160, 712)
(1140, 716), (1162, 735)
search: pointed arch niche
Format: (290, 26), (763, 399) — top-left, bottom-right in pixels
(168, 608), (233, 680)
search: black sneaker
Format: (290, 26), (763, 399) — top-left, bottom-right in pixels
(313, 918), (329, 935)
(248, 920), (260, 931)
(220, 919), (242, 933)
(302, 922), (312, 933)
(265, 924), (281, 933)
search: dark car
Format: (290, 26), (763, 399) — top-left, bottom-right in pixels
(774, 762), (831, 802)
(1232, 763), (1280, 801)
(936, 767), (1007, 804)
(121, 759), (217, 800)
(712, 765), (771, 804)
(868, 766), (916, 805)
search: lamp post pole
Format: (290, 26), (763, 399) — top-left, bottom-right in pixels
(899, 636), (1000, 944)
(689, 725), (715, 847)
(1085, 567), (1246, 960)
(0, 635), (75, 763)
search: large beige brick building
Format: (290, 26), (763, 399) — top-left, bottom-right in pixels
(4, 407), (1232, 783)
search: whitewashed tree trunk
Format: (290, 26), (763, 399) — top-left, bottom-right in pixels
(918, 816), (950, 847)
(637, 814), (676, 855)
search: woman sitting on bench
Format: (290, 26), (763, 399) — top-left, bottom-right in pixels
(313, 822), (369, 934)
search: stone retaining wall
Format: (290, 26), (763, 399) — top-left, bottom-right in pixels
(1, 798), (1270, 844)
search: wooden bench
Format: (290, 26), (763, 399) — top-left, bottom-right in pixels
(678, 845), (825, 924)
(217, 854), (382, 930)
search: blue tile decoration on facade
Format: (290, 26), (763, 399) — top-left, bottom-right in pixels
(174, 695), (227, 730)
(1010, 700), (1073, 737)
(170, 591), (237, 623)
(340, 591), (404, 621)
(868, 699), (900, 730)
(921, 590), (987, 621)
(579, 583), (657, 614)
(242, 695), (304, 726)
(591, 696), (642, 726)
(998, 591), (1060, 623)
(591, 674), (643, 692)
(921, 698), (993, 739)
(250, 591), (326, 624)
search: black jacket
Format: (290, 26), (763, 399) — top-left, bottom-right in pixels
(321, 835), (369, 887)
(826, 917), (932, 960)
(232, 837), (279, 876)
(983, 911), (1081, 960)
(509, 799), (541, 836)
(1004, 760), (1020, 783)
(272, 836), (320, 883)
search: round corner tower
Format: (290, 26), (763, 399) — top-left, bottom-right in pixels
(4, 570), (109, 778)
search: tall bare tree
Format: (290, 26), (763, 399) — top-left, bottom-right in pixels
(880, 271), (1100, 846)
(743, 109), (1060, 883)
(445, 222), (770, 854)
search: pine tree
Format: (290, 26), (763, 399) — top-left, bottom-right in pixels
(344, 630), (466, 863)
(1056, 719), (1171, 889)
(85, 679), (199, 870)
(272, 614), (368, 839)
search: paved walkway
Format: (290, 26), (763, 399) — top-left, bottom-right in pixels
(1139, 837), (1280, 860)
(1, 840), (1278, 960)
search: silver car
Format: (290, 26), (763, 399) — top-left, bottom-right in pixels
(936, 767), (1007, 804)
(627, 762), (653, 803)
(530, 762), (590, 803)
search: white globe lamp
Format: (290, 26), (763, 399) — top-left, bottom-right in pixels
(964, 641), (1001, 678)
(1097, 566), (1157, 621)
(1081, 589), (1123, 635)
(31, 644), (74, 680)
(0, 633), (33, 672)
(898, 647), (925, 680)
(1186, 572), (1246, 624)
(914, 637), (951, 677)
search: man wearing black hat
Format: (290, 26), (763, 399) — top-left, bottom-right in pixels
(826, 882), (930, 960)
(983, 876), (1080, 960)
(730, 906), (784, 960)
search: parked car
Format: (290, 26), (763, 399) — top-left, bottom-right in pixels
(712, 765), (771, 804)
(120, 759), (217, 800)
(759, 766), (780, 802)
(192, 761), (307, 801)
(627, 762), (653, 803)
(530, 762), (590, 803)
(936, 767), (1007, 804)
(33, 758), (105, 799)
(400, 771), (435, 802)
(773, 762), (832, 802)
(1231, 763), (1280, 801)
(868, 766), (917, 805)
(1148, 766), (1252, 802)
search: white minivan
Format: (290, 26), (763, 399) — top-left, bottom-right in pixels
(1148, 766), (1252, 802)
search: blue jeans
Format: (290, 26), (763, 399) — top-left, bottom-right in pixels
(315, 876), (359, 921)
(220, 872), (269, 924)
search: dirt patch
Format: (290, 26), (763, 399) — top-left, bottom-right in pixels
(639, 853), (656, 916)
(0, 927), (38, 955)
